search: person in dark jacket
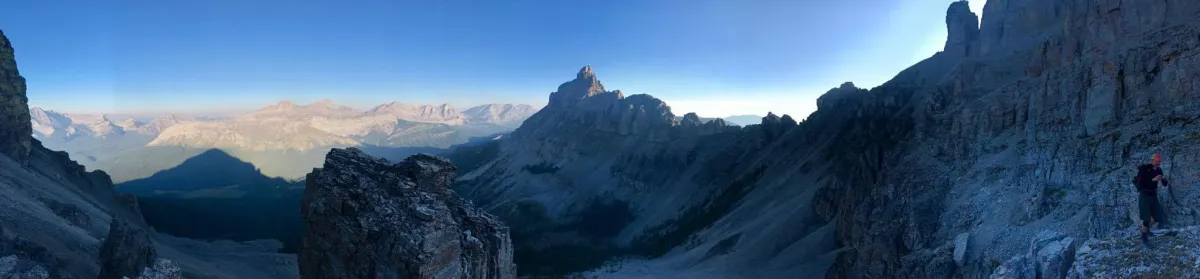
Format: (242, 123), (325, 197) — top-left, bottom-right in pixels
(1132, 153), (1169, 247)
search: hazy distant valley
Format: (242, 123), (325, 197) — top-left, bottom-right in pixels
(31, 100), (539, 182)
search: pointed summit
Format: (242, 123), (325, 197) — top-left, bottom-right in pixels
(577, 65), (595, 80)
(548, 65), (614, 108)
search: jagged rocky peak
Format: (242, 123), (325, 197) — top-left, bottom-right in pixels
(520, 66), (680, 140)
(680, 112), (703, 126)
(944, 0), (980, 57)
(547, 65), (616, 109)
(815, 82), (870, 112)
(0, 29), (32, 164)
(759, 112), (797, 139)
(300, 148), (515, 279)
(676, 112), (730, 137)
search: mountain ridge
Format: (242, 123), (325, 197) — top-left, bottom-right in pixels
(450, 0), (1200, 278)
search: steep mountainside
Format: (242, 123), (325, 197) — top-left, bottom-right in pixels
(453, 1), (1200, 277)
(365, 102), (465, 125)
(462, 104), (539, 125)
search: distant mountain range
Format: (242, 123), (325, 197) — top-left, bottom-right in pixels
(30, 100), (540, 181)
(721, 114), (764, 126)
(669, 114), (765, 126)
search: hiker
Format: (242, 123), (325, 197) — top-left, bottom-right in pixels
(1133, 153), (1170, 246)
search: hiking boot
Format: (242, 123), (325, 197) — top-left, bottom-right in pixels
(1141, 233), (1154, 249)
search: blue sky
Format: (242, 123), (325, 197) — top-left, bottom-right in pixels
(1, 0), (985, 118)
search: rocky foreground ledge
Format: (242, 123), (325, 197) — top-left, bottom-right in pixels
(299, 148), (515, 279)
(992, 227), (1200, 279)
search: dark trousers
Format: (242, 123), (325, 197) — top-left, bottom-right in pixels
(1139, 192), (1167, 228)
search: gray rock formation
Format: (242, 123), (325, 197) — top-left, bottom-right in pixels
(98, 219), (157, 279)
(299, 148), (514, 279)
(0, 30), (31, 165)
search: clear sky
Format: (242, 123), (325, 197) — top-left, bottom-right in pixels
(1, 0), (985, 118)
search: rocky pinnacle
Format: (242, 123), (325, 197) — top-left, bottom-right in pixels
(299, 148), (515, 279)
(944, 0), (980, 57)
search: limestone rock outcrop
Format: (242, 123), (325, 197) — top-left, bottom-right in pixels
(0, 30), (31, 165)
(299, 148), (514, 279)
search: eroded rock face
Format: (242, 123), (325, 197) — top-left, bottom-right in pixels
(300, 148), (514, 279)
(826, 0), (1200, 277)
(944, 0), (980, 57)
(0, 30), (31, 165)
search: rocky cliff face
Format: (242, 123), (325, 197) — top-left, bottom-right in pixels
(300, 148), (514, 279)
(824, 0), (1200, 277)
(453, 0), (1200, 277)
(0, 30), (31, 165)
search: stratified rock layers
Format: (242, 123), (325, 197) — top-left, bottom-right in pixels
(300, 148), (514, 279)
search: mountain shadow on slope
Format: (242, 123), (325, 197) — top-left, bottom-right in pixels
(109, 149), (303, 252)
(116, 148), (293, 196)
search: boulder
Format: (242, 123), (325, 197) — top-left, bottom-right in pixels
(953, 232), (970, 266)
(97, 219), (157, 279)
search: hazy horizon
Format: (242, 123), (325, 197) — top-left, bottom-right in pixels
(3, 0), (986, 119)
(28, 98), (546, 116)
